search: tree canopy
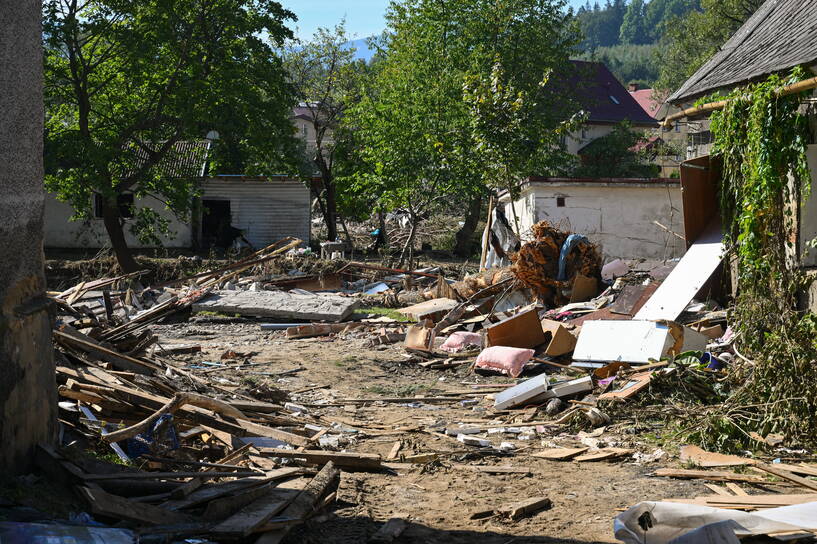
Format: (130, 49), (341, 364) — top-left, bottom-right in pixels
(44, 0), (298, 271)
(343, 0), (580, 263)
(654, 0), (763, 92)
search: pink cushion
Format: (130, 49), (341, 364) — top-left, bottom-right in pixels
(440, 332), (483, 353)
(474, 346), (534, 378)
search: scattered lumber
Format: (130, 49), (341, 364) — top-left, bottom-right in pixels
(255, 462), (340, 543)
(753, 463), (817, 492)
(257, 448), (383, 471)
(653, 468), (767, 483)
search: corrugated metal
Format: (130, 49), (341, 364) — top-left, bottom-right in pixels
(201, 178), (310, 248)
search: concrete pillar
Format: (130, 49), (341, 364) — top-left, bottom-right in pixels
(0, 0), (57, 472)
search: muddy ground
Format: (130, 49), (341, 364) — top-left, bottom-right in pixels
(151, 318), (715, 544)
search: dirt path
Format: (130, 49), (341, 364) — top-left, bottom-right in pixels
(154, 320), (709, 543)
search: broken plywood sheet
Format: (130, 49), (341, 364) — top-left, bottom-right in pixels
(679, 445), (757, 468)
(397, 298), (458, 322)
(634, 220), (723, 321)
(192, 290), (359, 322)
(486, 307), (547, 349)
(573, 320), (708, 364)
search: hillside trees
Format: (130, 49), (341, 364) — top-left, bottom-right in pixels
(44, 0), (297, 272)
(655, 0), (763, 91)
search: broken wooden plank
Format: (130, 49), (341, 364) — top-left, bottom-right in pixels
(679, 445), (757, 468)
(235, 419), (310, 448)
(703, 483), (733, 496)
(78, 486), (195, 525)
(84, 471), (262, 481)
(255, 462), (340, 543)
(574, 449), (634, 462)
(55, 329), (160, 374)
(210, 486), (300, 536)
(724, 482), (749, 496)
(653, 468), (767, 483)
(532, 448), (590, 461)
(504, 496), (552, 520)
(258, 448), (383, 471)
(754, 463), (817, 492)
(387, 441), (402, 461)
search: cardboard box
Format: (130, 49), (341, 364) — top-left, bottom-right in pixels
(540, 319), (577, 356)
(486, 307), (547, 349)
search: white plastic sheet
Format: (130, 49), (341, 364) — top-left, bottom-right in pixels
(614, 501), (817, 544)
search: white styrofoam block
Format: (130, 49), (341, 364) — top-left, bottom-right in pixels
(494, 373), (550, 410)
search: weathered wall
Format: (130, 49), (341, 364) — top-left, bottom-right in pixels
(507, 180), (685, 261)
(44, 193), (194, 248)
(202, 178), (311, 248)
(0, 0), (58, 472)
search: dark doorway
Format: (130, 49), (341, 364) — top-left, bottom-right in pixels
(201, 199), (231, 248)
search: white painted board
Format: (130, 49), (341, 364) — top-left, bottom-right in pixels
(634, 220), (723, 321)
(572, 320), (708, 364)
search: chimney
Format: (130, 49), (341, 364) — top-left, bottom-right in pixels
(628, 83), (638, 92)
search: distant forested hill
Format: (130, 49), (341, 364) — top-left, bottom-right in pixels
(573, 0), (701, 87)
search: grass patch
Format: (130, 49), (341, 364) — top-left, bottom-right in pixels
(333, 355), (360, 367)
(353, 307), (415, 322)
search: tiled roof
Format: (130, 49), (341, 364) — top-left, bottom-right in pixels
(565, 61), (658, 127)
(668, 0), (817, 104)
(629, 89), (662, 118)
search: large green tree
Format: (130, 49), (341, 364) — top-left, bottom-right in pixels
(655, 0), (763, 92)
(346, 0), (579, 264)
(283, 22), (369, 243)
(44, 0), (297, 271)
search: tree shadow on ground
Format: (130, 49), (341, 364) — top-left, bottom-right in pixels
(284, 514), (614, 544)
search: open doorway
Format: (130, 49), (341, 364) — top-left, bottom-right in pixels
(201, 199), (231, 249)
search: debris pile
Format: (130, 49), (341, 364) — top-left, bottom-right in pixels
(18, 226), (817, 543)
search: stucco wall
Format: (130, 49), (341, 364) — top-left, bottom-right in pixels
(565, 124), (614, 155)
(44, 192), (193, 248)
(0, 0), (58, 472)
(507, 181), (685, 261)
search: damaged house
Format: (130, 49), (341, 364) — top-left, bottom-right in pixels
(665, 0), (817, 306)
(44, 140), (311, 250)
(498, 61), (685, 261)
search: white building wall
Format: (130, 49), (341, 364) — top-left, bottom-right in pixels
(505, 181), (685, 261)
(201, 178), (310, 248)
(565, 124), (614, 155)
(44, 192), (192, 248)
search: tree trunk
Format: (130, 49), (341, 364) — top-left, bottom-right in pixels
(324, 179), (339, 241)
(397, 212), (418, 269)
(377, 210), (388, 248)
(338, 213), (354, 252)
(454, 193), (483, 257)
(101, 198), (140, 273)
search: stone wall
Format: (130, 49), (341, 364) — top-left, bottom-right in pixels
(0, 0), (58, 472)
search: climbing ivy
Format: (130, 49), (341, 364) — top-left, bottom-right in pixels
(698, 67), (817, 448)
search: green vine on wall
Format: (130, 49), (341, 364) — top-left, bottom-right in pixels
(691, 67), (817, 450)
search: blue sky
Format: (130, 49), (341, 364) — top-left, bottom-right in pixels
(281, 0), (588, 40)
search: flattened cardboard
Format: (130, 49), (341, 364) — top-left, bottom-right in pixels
(570, 274), (598, 303)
